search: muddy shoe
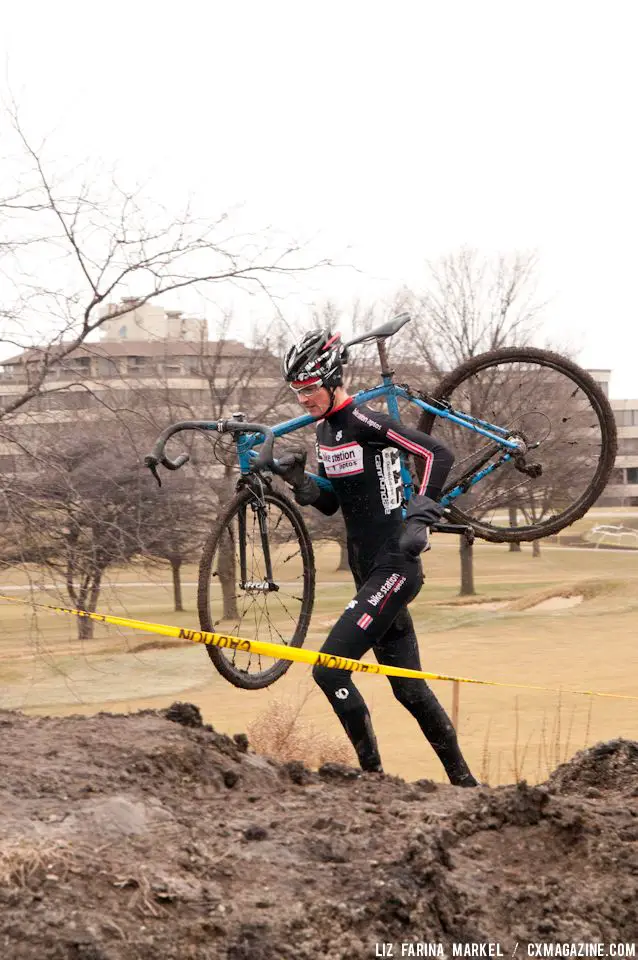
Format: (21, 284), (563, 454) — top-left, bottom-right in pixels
(456, 773), (480, 787)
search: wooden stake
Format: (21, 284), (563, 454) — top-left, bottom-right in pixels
(451, 680), (460, 731)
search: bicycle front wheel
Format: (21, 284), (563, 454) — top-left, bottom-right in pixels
(197, 487), (315, 689)
(417, 347), (617, 542)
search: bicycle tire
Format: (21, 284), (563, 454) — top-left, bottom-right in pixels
(197, 486), (315, 689)
(415, 346), (617, 542)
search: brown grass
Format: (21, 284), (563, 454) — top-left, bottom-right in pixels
(475, 695), (596, 786)
(479, 717), (493, 784)
(246, 692), (355, 769)
(0, 836), (71, 889)
(510, 696), (534, 782)
(430, 595), (520, 608)
(129, 639), (192, 653)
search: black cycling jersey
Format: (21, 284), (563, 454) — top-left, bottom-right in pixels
(311, 396), (454, 556)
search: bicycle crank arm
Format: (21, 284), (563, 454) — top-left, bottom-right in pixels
(431, 522), (475, 545)
(514, 457), (543, 478)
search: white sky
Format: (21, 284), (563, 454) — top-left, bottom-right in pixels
(2, 1), (637, 397)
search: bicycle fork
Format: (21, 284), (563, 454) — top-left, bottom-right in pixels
(237, 500), (280, 594)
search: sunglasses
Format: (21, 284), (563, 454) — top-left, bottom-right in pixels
(290, 382), (324, 398)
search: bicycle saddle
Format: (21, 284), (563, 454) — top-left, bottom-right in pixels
(344, 312), (412, 347)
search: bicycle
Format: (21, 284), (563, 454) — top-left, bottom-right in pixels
(145, 312), (617, 689)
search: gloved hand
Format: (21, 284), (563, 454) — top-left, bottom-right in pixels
(399, 495), (444, 558)
(276, 448), (321, 506)
(276, 449), (307, 487)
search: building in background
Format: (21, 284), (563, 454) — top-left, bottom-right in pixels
(98, 299), (207, 342)
(0, 301), (288, 471)
(586, 369), (638, 507)
(605, 397), (638, 506)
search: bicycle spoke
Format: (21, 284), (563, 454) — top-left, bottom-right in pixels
(200, 489), (314, 687)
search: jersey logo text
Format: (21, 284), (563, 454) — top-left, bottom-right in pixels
(368, 573), (407, 608)
(319, 442), (364, 477)
(375, 448), (403, 514)
(353, 407), (382, 430)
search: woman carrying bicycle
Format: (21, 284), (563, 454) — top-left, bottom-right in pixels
(278, 329), (478, 786)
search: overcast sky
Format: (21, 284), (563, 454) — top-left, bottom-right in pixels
(2, 1), (637, 397)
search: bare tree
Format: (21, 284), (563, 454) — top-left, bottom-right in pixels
(405, 248), (545, 595)
(407, 248), (544, 374)
(3, 426), (158, 639)
(138, 473), (216, 612)
(0, 109), (328, 425)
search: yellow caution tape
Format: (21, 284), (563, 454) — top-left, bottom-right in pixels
(1, 592), (637, 702)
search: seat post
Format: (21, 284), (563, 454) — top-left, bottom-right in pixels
(376, 338), (392, 377)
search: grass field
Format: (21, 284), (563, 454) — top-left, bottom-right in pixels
(1, 508), (637, 786)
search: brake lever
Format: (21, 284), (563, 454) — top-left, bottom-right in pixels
(144, 456), (162, 487)
(144, 452), (190, 487)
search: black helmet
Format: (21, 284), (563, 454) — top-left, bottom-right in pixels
(282, 329), (346, 390)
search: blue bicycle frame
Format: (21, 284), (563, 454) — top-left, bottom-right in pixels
(234, 377), (521, 509)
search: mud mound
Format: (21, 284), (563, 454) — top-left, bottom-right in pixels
(549, 738), (638, 795)
(1, 706), (637, 958)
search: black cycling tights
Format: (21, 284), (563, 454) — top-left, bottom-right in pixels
(312, 552), (477, 786)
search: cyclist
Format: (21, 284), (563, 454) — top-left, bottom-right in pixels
(278, 329), (478, 786)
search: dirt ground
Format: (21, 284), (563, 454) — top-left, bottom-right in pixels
(1, 704), (637, 959)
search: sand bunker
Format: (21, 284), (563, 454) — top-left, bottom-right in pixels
(526, 594), (584, 612)
(438, 594), (585, 614)
(459, 600), (510, 611)
(434, 598), (512, 612)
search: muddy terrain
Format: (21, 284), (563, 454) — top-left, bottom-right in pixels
(1, 704), (637, 959)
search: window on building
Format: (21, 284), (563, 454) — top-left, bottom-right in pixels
(618, 437), (638, 455)
(626, 467), (638, 484)
(616, 409), (638, 427)
(182, 355), (203, 373)
(63, 357), (90, 371)
(96, 359), (120, 377)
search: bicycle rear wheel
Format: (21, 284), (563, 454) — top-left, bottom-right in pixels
(416, 347), (617, 542)
(197, 486), (315, 689)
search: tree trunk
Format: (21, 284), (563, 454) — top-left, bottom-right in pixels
(76, 569), (103, 641)
(170, 557), (184, 611)
(78, 612), (93, 641)
(508, 506), (521, 552)
(532, 539), (541, 558)
(218, 526), (239, 620)
(459, 535), (476, 596)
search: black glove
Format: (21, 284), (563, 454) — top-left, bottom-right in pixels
(276, 449), (321, 506)
(399, 495), (444, 558)
(277, 449), (307, 486)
